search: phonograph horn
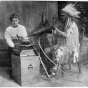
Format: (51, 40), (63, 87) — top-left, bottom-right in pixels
(29, 12), (57, 37)
(29, 19), (51, 37)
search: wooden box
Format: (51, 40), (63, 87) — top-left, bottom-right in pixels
(11, 50), (40, 86)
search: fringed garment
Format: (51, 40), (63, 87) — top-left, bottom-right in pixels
(55, 19), (80, 64)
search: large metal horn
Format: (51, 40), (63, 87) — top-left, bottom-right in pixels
(29, 12), (51, 37)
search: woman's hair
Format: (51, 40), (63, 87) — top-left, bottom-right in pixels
(9, 13), (19, 21)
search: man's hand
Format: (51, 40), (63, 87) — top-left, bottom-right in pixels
(52, 44), (59, 51)
(44, 47), (51, 54)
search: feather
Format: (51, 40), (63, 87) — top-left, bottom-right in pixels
(61, 3), (80, 18)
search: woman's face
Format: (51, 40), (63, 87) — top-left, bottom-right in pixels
(12, 18), (19, 27)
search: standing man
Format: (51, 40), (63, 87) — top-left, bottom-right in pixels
(4, 13), (28, 59)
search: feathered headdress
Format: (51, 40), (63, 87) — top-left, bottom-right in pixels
(61, 3), (80, 18)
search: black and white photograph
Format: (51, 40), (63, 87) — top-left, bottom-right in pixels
(0, 0), (88, 87)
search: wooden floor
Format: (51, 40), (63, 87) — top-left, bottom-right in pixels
(0, 61), (88, 87)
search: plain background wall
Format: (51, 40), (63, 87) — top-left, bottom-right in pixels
(0, 1), (58, 67)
